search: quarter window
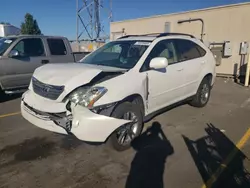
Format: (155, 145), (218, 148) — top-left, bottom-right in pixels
(12, 38), (45, 57)
(47, 39), (67, 55)
(174, 39), (206, 61)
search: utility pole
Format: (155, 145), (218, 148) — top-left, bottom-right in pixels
(75, 0), (112, 43)
(76, 0), (79, 51)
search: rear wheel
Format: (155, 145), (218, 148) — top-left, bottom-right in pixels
(108, 102), (143, 151)
(190, 77), (211, 108)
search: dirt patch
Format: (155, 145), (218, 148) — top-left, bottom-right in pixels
(0, 137), (56, 168)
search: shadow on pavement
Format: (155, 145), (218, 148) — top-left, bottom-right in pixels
(0, 93), (22, 103)
(125, 122), (174, 188)
(60, 134), (85, 150)
(183, 123), (250, 188)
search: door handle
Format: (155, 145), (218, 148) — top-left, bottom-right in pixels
(41, 60), (49, 64)
(177, 68), (184, 71)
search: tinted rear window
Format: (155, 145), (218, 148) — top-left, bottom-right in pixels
(174, 39), (206, 61)
(47, 38), (67, 55)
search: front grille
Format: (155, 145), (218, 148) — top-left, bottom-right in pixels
(23, 102), (66, 120)
(32, 77), (64, 100)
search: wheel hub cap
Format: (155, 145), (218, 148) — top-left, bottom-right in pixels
(201, 84), (209, 104)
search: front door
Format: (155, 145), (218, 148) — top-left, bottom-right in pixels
(141, 39), (186, 113)
(1, 38), (47, 89)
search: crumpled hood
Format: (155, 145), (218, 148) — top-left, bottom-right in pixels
(32, 63), (126, 93)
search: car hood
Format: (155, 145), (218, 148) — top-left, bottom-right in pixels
(32, 63), (126, 93)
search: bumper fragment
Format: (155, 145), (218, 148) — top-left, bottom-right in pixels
(21, 100), (130, 142)
(70, 104), (130, 142)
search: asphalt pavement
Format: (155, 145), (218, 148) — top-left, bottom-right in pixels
(0, 78), (250, 188)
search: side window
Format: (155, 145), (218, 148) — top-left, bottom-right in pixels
(174, 39), (206, 61)
(12, 38), (45, 57)
(196, 45), (206, 57)
(141, 40), (178, 71)
(47, 39), (67, 55)
(13, 40), (25, 55)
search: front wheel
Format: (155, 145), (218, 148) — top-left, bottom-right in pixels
(190, 77), (211, 108)
(0, 87), (5, 102)
(108, 102), (143, 151)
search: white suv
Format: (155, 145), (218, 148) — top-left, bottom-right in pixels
(21, 33), (216, 151)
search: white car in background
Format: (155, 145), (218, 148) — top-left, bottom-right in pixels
(21, 33), (216, 151)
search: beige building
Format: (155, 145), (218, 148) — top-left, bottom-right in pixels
(110, 2), (250, 76)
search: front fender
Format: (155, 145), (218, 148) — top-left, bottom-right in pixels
(94, 71), (147, 109)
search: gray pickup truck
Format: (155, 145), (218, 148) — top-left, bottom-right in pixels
(0, 35), (87, 95)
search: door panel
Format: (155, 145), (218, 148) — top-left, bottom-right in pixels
(147, 63), (185, 113)
(1, 56), (43, 89)
(46, 38), (74, 63)
(141, 39), (186, 113)
(0, 38), (46, 89)
(174, 39), (207, 97)
(182, 58), (205, 97)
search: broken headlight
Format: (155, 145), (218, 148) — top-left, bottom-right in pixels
(68, 86), (107, 108)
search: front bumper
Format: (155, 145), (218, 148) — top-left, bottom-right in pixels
(21, 91), (130, 142)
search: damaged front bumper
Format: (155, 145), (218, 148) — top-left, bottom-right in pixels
(21, 91), (130, 142)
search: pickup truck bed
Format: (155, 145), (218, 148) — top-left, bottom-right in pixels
(72, 52), (90, 62)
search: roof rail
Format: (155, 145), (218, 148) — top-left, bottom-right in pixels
(118, 35), (140, 39)
(118, 32), (195, 40)
(157, 33), (195, 38)
(118, 33), (162, 39)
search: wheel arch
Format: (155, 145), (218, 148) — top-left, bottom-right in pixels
(0, 81), (3, 91)
(118, 94), (145, 117)
(204, 73), (213, 85)
(105, 97), (144, 149)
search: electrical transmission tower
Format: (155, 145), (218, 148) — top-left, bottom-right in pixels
(76, 0), (112, 44)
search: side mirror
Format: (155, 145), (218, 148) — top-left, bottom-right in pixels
(149, 57), (168, 69)
(9, 50), (19, 58)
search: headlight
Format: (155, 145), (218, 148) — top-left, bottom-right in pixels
(68, 86), (107, 108)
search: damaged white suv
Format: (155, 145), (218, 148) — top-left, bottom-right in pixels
(21, 33), (216, 151)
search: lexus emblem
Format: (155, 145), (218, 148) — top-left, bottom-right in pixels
(42, 87), (50, 93)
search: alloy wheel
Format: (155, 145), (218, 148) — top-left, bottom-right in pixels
(200, 83), (210, 104)
(116, 111), (139, 146)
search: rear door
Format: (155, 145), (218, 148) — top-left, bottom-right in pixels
(174, 39), (207, 97)
(46, 38), (74, 63)
(1, 38), (46, 89)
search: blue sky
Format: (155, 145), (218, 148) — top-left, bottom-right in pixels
(1, 0), (249, 40)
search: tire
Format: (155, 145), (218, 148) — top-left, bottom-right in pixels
(0, 87), (5, 102)
(190, 77), (211, 108)
(108, 102), (143, 151)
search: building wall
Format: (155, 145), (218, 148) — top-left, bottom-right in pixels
(110, 3), (250, 76)
(0, 24), (21, 37)
(70, 41), (105, 52)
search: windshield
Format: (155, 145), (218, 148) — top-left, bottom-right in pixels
(80, 40), (151, 69)
(0, 37), (17, 56)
